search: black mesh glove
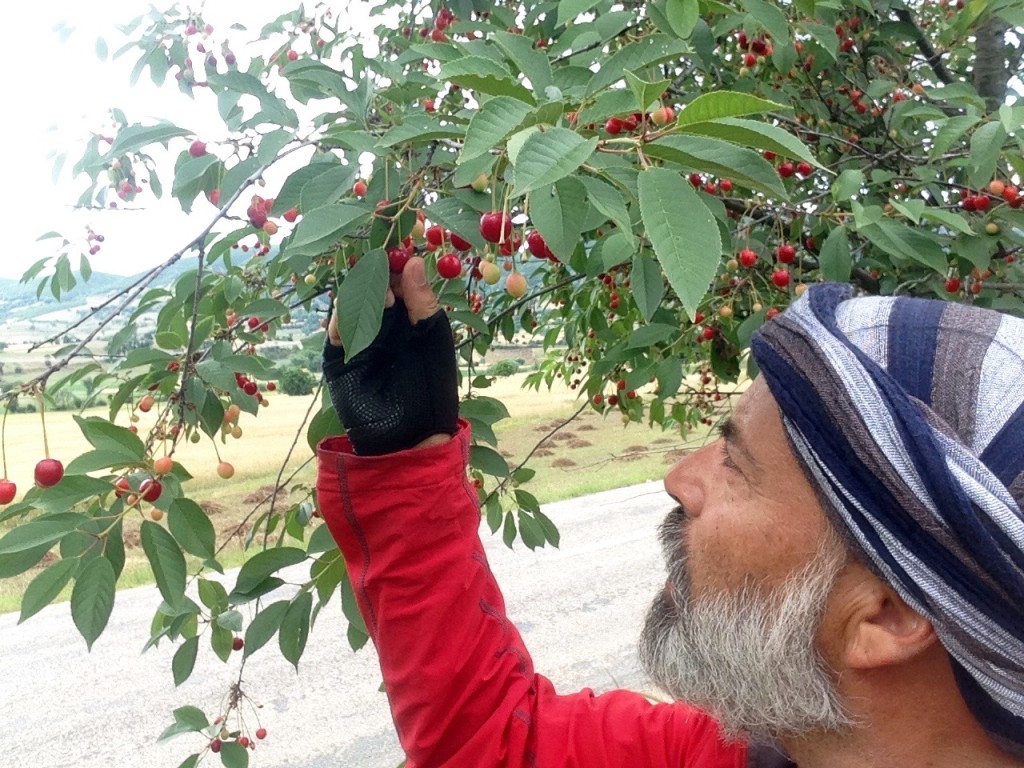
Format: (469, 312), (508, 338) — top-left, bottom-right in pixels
(323, 298), (459, 456)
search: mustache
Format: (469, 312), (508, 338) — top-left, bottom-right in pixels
(658, 505), (690, 610)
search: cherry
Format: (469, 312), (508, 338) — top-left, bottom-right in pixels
(232, 636), (244, 651)
(649, 106), (675, 125)
(688, 173), (703, 188)
(945, 276), (962, 293)
(255, 728), (267, 740)
(605, 116), (625, 135)
(592, 394), (604, 405)
(437, 253), (462, 279)
(188, 140), (207, 158)
(283, 207), (299, 222)
(505, 272), (528, 298)
(114, 477), (131, 498)
(425, 225), (445, 249)
(778, 161), (796, 178)
(210, 739), (222, 754)
(744, 52), (757, 67)
(775, 243), (797, 263)
(352, 180), (367, 197)
(247, 316), (260, 329)
(719, 179), (733, 193)
(387, 247), (410, 274)
(738, 248), (758, 268)
(217, 462), (235, 479)
(449, 232), (472, 251)
(140, 478), (162, 503)
(423, 99), (435, 112)
(479, 211), (512, 243)
(0, 480), (16, 505)
(154, 456), (174, 475)
(771, 269), (791, 288)
(526, 230), (554, 260)
(796, 161), (813, 178)
(266, 382), (277, 392)
(35, 458), (64, 488)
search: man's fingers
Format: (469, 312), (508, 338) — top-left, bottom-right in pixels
(400, 257), (441, 324)
(328, 303), (343, 347)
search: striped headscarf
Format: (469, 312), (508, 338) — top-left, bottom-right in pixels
(751, 283), (1024, 757)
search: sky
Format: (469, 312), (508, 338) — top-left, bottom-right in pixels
(0, 1), (378, 281)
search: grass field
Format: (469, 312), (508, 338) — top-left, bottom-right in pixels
(0, 371), (735, 614)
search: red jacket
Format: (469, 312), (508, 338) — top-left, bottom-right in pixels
(317, 420), (750, 768)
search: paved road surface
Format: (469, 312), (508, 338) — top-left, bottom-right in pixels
(0, 481), (674, 768)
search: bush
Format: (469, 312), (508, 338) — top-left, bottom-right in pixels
(487, 360), (520, 377)
(278, 366), (318, 396)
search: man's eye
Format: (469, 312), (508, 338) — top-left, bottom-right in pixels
(720, 442), (740, 472)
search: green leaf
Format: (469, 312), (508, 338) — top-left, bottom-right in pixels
(197, 578), (229, 613)
(158, 705), (209, 742)
(71, 557), (116, 650)
(819, 227), (851, 283)
(832, 169), (865, 204)
(279, 591), (313, 670)
(471, 445), (511, 478)
(108, 122), (192, 157)
(858, 219), (947, 274)
(307, 404), (344, 452)
(585, 36), (690, 97)
(298, 164), (358, 212)
(624, 70), (672, 113)
(172, 154), (221, 196)
(141, 521), (186, 608)
(676, 91), (788, 127)
(968, 121), (1007, 189)
(168, 499), (217, 561)
(440, 57), (535, 103)
(930, 115), (982, 159)
(511, 128), (598, 195)
(0, 513), (87, 555)
(172, 636), (199, 686)
(645, 135), (786, 198)
(678, 118), (818, 167)
(638, 167), (722, 320)
(596, 230), (637, 271)
(336, 249), (389, 362)
(233, 547), (307, 596)
(219, 741), (250, 768)
(628, 323), (679, 348)
(243, 600), (290, 658)
(286, 204), (367, 257)
(20, 557), (78, 623)
(529, 177), (588, 263)
(377, 114), (465, 148)
(741, 0), (791, 43)
(631, 251), (666, 323)
(461, 97), (535, 163)
(74, 416), (146, 458)
(666, 0), (700, 38)
(557, 0), (601, 25)
(490, 31), (554, 95)
(920, 208), (975, 236)
(580, 177), (633, 234)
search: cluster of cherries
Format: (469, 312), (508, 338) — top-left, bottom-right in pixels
(0, 457), (67, 505)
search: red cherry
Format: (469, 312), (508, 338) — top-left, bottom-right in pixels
(744, 52), (757, 67)
(719, 179), (733, 193)
(189, 140), (207, 158)
(771, 269), (791, 288)
(283, 207), (299, 222)
(243, 381), (259, 396)
(796, 162), (813, 178)
(266, 382), (277, 391)
(778, 162), (796, 178)
(352, 180), (367, 197)
(702, 326), (716, 341)
(247, 316), (260, 329)
(449, 232), (472, 251)
(140, 479), (162, 503)
(605, 117), (624, 135)
(210, 739), (222, 753)
(592, 393), (604, 405)
(387, 247), (410, 274)
(763, 150), (777, 161)
(425, 225), (445, 249)
(255, 728), (267, 740)
(688, 173), (703, 188)
(738, 248), (758, 268)
(973, 194), (991, 211)
(775, 243), (797, 263)
(423, 99), (435, 112)
(608, 394), (619, 406)
(479, 211), (512, 244)
(0, 479), (17, 505)
(232, 636), (244, 651)
(526, 230), (554, 260)
(35, 458), (64, 488)
(287, 49), (298, 61)
(437, 253), (462, 279)
(430, 28), (448, 42)
(945, 276), (962, 293)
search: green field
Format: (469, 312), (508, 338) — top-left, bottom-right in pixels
(0, 371), (729, 614)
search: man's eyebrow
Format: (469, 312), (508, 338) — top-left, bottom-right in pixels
(718, 416), (759, 472)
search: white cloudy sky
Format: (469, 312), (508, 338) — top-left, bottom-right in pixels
(0, 1), (380, 281)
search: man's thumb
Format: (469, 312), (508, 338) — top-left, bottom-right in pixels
(401, 256), (441, 324)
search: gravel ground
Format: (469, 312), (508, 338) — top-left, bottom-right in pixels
(0, 481), (674, 768)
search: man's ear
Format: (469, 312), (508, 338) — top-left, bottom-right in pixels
(833, 564), (938, 669)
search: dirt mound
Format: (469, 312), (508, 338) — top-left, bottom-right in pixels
(551, 457), (577, 468)
(567, 439), (592, 448)
(244, 485), (289, 504)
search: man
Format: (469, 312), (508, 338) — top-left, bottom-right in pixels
(317, 256), (1024, 767)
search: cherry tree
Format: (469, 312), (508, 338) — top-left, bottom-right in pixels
(1, 1), (1022, 765)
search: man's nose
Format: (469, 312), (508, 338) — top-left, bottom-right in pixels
(663, 440), (719, 520)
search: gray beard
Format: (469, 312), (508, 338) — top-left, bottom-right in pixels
(638, 506), (854, 743)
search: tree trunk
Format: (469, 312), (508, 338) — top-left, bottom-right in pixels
(974, 17), (1013, 113)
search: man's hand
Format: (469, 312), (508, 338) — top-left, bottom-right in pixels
(324, 256), (458, 456)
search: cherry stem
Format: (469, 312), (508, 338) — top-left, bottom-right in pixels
(37, 391), (50, 460)
(0, 401), (9, 478)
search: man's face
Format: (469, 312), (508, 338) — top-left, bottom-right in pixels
(639, 377), (853, 741)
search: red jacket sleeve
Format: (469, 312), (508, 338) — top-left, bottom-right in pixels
(316, 420), (747, 768)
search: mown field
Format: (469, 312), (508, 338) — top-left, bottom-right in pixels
(0, 370), (733, 614)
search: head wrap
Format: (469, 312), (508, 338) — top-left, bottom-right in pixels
(751, 283), (1024, 757)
